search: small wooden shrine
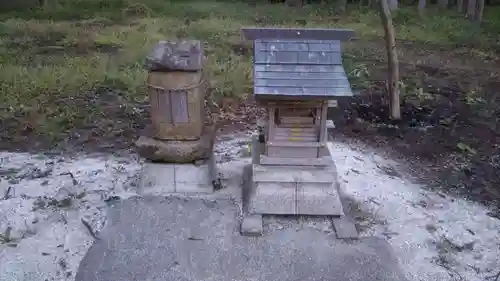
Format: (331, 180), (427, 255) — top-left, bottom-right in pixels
(243, 27), (354, 166)
(240, 27), (356, 236)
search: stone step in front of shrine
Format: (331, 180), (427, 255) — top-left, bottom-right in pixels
(245, 164), (344, 216)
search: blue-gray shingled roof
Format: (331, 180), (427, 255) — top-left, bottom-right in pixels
(251, 38), (353, 100)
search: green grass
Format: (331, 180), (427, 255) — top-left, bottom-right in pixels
(0, 0), (498, 147)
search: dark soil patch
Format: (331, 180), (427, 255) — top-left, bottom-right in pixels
(0, 88), (150, 153)
(230, 42), (250, 56)
(330, 61), (500, 212)
(35, 42), (122, 55)
(4, 29), (122, 56)
(0, 87), (259, 154)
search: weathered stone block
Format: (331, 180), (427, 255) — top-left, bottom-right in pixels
(240, 214), (263, 236)
(244, 161), (344, 216)
(248, 182), (296, 214)
(296, 182), (344, 216)
(138, 161), (216, 195)
(251, 134), (264, 165)
(145, 40), (203, 72)
(332, 217), (359, 239)
(175, 164), (209, 183)
(252, 164), (336, 183)
(135, 125), (215, 163)
(139, 163), (176, 194)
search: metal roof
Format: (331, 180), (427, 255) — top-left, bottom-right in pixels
(242, 28), (355, 100)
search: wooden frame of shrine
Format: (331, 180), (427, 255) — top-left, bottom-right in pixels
(241, 27), (355, 167)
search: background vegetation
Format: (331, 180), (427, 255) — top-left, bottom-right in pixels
(0, 0), (498, 148)
(0, 0), (499, 208)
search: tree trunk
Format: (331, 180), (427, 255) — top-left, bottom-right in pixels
(418, 0), (426, 15)
(338, 0), (347, 12)
(475, 0), (484, 22)
(438, 0), (449, 8)
(457, 0), (464, 12)
(388, 0), (398, 10)
(379, 0), (401, 120)
(286, 0), (303, 6)
(467, 0), (477, 19)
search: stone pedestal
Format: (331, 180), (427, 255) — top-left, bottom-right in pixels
(241, 135), (357, 238)
(135, 125), (219, 194)
(145, 40), (205, 141)
(136, 40), (218, 194)
(135, 124), (215, 164)
(138, 152), (218, 195)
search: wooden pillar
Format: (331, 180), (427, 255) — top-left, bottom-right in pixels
(268, 107), (275, 142)
(318, 101), (328, 143)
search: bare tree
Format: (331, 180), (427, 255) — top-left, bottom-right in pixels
(388, 0), (399, 10)
(338, 0), (347, 12)
(286, 0), (303, 6)
(438, 0), (449, 8)
(379, 0), (401, 120)
(467, 0), (477, 19)
(475, 0), (485, 22)
(418, 0), (426, 16)
(457, 0), (464, 12)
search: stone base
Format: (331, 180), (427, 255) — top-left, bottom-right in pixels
(240, 135), (354, 238)
(135, 124), (215, 163)
(332, 217), (359, 239)
(244, 164), (344, 216)
(138, 154), (218, 194)
(244, 134), (344, 216)
(240, 214), (263, 236)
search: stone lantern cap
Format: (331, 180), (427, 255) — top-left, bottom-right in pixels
(145, 40), (203, 72)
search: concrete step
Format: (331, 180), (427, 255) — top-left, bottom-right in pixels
(247, 181), (344, 216)
(252, 164), (337, 183)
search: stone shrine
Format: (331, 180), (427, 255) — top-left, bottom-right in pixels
(135, 40), (220, 194)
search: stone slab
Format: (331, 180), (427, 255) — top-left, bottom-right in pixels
(135, 124), (215, 163)
(249, 182), (296, 214)
(75, 196), (408, 281)
(253, 164), (337, 183)
(240, 214), (263, 236)
(139, 162), (176, 193)
(246, 181), (344, 216)
(296, 182), (344, 216)
(251, 134), (264, 165)
(245, 161), (343, 215)
(139, 158), (218, 194)
(145, 40), (203, 71)
(332, 217), (359, 239)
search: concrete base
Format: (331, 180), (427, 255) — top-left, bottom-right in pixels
(135, 124), (216, 163)
(332, 217), (359, 239)
(241, 135), (350, 238)
(244, 135), (344, 216)
(244, 165), (344, 216)
(240, 214), (263, 236)
(138, 154), (218, 195)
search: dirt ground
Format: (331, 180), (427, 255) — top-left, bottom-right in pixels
(335, 39), (500, 215)
(1, 37), (499, 216)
